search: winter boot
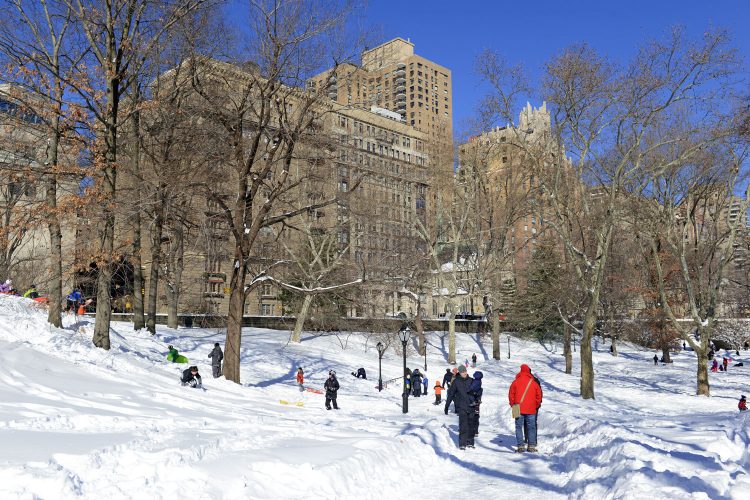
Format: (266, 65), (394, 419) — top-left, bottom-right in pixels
(527, 446), (537, 453)
(515, 445), (526, 453)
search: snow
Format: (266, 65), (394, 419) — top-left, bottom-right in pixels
(1, 294), (749, 499)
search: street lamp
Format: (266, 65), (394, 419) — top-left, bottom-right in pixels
(377, 341), (385, 392)
(507, 335), (511, 359)
(398, 326), (411, 414)
(423, 335), (427, 371)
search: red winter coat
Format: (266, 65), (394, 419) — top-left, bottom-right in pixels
(508, 364), (542, 415)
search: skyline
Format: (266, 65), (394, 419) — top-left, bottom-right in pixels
(363, 0), (750, 137)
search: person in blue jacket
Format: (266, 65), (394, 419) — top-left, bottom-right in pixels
(66, 289), (83, 312)
(468, 371), (483, 441)
(422, 374), (429, 395)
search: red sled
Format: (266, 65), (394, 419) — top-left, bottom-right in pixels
(33, 297), (49, 303)
(305, 387), (323, 394)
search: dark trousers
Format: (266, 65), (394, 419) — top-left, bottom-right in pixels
(212, 364), (221, 378)
(469, 412), (479, 443)
(325, 395), (338, 409)
(458, 411), (470, 447)
(434, 394), (441, 404)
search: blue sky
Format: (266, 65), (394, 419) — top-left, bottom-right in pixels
(362, 0), (750, 134)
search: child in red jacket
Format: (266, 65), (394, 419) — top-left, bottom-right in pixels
(740, 395), (747, 412)
(296, 367), (304, 392)
(433, 380), (442, 405)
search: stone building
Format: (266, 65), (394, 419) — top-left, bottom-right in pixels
(0, 84), (79, 296)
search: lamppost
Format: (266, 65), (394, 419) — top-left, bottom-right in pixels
(423, 336), (427, 371)
(399, 326), (411, 414)
(377, 341), (385, 392)
(507, 335), (511, 359)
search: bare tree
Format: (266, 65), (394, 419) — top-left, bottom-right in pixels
(59, 0), (208, 348)
(477, 28), (739, 399)
(0, 0), (88, 326)
(182, 0), (361, 383)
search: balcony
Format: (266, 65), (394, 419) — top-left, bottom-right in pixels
(395, 77), (405, 85)
(396, 101), (406, 109)
(396, 84), (405, 92)
(397, 62), (406, 69)
(394, 69), (406, 77)
(395, 92), (406, 99)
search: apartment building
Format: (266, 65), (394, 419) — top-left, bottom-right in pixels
(122, 59), (431, 319)
(309, 38), (453, 177)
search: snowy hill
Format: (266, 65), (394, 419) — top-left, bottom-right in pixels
(0, 294), (748, 499)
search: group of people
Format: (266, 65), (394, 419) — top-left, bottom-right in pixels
(404, 368), (429, 397)
(177, 342), (224, 388)
(0, 279), (40, 299)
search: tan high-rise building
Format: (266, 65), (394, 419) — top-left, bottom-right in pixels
(309, 38), (453, 176)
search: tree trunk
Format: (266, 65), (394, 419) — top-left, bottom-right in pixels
(165, 220), (184, 330)
(223, 258), (247, 383)
(563, 323), (573, 374)
(416, 303), (425, 356)
(579, 311), (596, 399)
(45, 129), (63, 328)
(166, 282), (178, 329)
(696, 346), (710, 396)
(661, 345), (671, 364)
(491, 309), (500, 360)
(92, 230), (113, 349)
(92, 75), (119, 350)
(92, 141), (116, 349)
(132, 209), (145, 330)
(448, 315), (456, 364)
(146, 195), (164, 334)
(291, 294), (313, 343)
(131, 102), (145, 330)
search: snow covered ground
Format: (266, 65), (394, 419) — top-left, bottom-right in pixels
(0, 294), (748, 499)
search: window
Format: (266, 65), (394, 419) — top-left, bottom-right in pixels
(262, 284), (273, 296)
(260, 304), (272, 315)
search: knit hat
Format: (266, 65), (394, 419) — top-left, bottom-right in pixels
(214, 342), (220, 347)
(457, 365), (467, 373)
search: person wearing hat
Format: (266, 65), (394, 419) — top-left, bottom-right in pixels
(508, 364), (543, 453)
(181, 366), (202, 389)
(208, 342), (223, 378)
(739, 395), (747, 412)
(296, 367), (305, 392)
(324, 370), (340, 410)
(444, 364), (474, 449)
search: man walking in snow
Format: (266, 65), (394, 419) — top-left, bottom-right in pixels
(508, 364), (542, 453)
(208, 343), (223, 378)
(444, 365), (474, 449)
(324, 370), (340, 410)
(471, 353), (477, 367)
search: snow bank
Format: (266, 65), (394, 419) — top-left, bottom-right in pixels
(0, 295), (748, 499)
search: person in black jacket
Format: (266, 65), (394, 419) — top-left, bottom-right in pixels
(208, 343), (223, 378)
(411, 369), (422, 397)
(181, 366), (202, 388)
(442, 368), (452, 389)
(324, 370), (340, 410)
(444, 365), (474, 449)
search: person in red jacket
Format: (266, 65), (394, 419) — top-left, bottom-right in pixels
(296, 367), (304, 392)
(508, 364), (543, 453)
